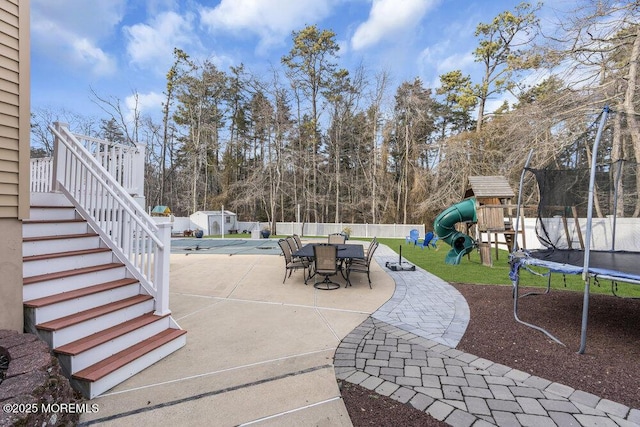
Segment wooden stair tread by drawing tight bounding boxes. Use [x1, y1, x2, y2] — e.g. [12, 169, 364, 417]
[24, 246, 110, 262]
[73, 329, 187, 382]
[23, 232, 96, 243]
[23, 218, 85, 224]
[29, 205, 75, 209]
[24, 278, 139, 308]
[24, 262, 124, 285]
[38, 294, 154, 331]
[55, 312, 165, 355]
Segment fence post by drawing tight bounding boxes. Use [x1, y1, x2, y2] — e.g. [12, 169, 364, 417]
[154, 222, 172, 316]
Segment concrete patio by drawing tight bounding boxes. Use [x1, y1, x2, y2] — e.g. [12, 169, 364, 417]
[77, 239, 640, 426]
[78, 239, 395, 426]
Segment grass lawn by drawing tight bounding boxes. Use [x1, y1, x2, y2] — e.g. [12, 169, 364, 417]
[370, 238, 640, 298]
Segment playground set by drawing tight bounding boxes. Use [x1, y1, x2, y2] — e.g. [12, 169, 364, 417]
[435, 106, 640, 353]
[433, 176, 524, 266]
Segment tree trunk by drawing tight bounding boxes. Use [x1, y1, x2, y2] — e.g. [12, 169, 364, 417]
[403, 122, 410, 224]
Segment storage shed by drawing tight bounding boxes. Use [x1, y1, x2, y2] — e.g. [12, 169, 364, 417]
[189, 210, 239, 235]
[464, 176, 524, 266]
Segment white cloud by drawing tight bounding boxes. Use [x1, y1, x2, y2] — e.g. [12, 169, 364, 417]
[124, 12, 196, 72]
[436, 52, 475, 75]
[417, 45, 475, 89]
[31, 0, 124, 76]
[125, 91, 165, 123]
[32, 0, 126, 39]
[72, 39, 117, 76]
[144, 0, 179, 15]
[351, 0, 439, 50]
[199, 0, 336, 51]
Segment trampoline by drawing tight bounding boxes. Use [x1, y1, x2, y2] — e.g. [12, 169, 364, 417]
[510, 106, 640, 353]
[171, 238, 281, 255]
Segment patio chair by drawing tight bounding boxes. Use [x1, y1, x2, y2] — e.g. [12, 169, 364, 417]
[419, 231, 437, 249]
[405, 229, 419, 245]
[287, 235, 313, 279]
[346, 240, 378, 288]
[328, 233, 346, 244]
[278, 238, 308, 284]
[313, 243, 341, 290]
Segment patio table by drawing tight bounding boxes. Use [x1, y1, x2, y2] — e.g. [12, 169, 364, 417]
[293, 243, 365, 287]
[293, 243, 364, 260]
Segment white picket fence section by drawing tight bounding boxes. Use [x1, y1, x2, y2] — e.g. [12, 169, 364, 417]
[241, 222, 426, 239]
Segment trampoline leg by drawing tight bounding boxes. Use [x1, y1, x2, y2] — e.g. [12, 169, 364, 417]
[512, 265, 565, 347]
[578, 278, 590, 354]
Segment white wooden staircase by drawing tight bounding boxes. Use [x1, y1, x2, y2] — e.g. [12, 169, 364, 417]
[23, 193, 186, 399]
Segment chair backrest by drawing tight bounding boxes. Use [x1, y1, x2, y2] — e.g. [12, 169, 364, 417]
[285, 236, 298, 253]
[278, 239, 293, 262]
[292, 234, 303, 250]
[313, 244, 338, 274]
[421, 231, 434, 248]
[408, 229, 419, 244]
[328, 233, 346, 244]
[370, 237, 377, 249]
[366, 237, 377, 254]
[366, 240, 379, 265]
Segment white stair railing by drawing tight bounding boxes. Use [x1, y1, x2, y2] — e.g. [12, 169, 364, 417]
[50, 122, 171, 316]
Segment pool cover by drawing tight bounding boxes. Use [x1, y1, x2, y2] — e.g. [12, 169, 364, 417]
[171, 238, 281, 255]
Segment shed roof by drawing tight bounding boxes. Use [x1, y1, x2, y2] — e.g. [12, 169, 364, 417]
[465, 176, 515, 199]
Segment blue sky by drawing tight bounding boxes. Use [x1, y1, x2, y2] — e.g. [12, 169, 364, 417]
[30, 0, 569, 126]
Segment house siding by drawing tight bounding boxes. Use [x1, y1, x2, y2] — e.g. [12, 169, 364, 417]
[0, 0, 28, 331]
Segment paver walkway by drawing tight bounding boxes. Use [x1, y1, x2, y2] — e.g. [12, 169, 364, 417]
[335, 244, 640, 426]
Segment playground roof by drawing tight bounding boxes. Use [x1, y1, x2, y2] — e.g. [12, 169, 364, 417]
[151, 205, 171, 216]
[464, 176, 515, 199]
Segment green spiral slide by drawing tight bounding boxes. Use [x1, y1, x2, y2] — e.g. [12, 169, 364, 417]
[433, 197, 477, 265]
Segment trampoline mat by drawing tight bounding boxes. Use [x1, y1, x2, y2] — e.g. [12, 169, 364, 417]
[526, 249, 640, 282]
[171, 238, 281, 255]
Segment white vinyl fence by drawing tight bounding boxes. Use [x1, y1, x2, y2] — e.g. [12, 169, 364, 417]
[247, 222, 426, 239]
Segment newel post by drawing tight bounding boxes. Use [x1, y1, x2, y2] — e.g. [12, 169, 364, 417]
[154, 222, 172, 316]
[132, 143, 146, 197]
[51, 122, 69, 192]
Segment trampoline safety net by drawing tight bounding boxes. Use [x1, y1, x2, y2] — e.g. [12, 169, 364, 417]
[527, 111, 640, 252]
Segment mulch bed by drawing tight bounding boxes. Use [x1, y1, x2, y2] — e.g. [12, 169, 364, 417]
[341, 283, 640, 426]
[340, 381, 447, 426]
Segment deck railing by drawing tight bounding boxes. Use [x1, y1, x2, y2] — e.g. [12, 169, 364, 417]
[30, 131, 145, 196]
[30, 157, 54, 192]
[49, 122, 171, 315]
[71, 133, 145, 197]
